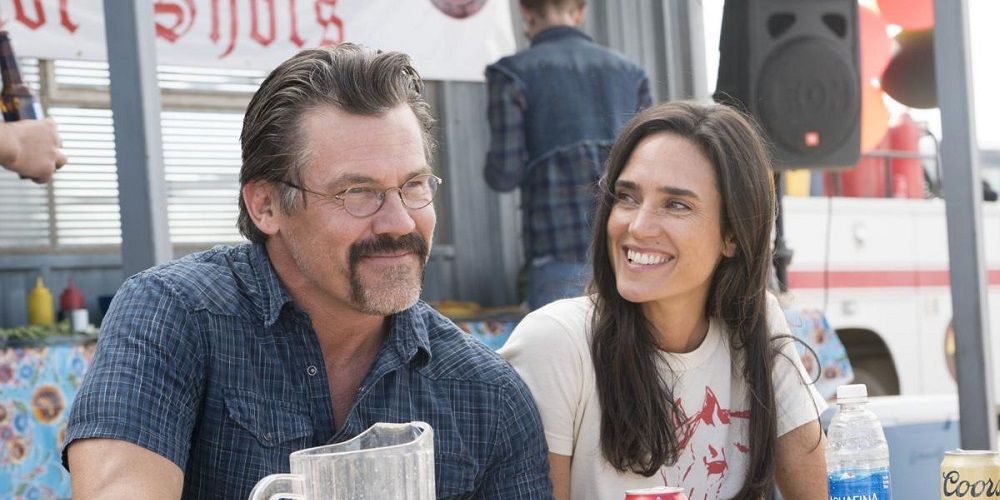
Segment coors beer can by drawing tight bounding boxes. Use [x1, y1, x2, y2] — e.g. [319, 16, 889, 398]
[941, 449, 1000, 499]
[624, 486, 688, 500]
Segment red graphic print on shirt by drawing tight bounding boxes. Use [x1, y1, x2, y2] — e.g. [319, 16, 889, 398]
[660, 386, 751, 500]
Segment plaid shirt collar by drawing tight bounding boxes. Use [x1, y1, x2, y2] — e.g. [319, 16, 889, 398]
[246, 242, 431, 364]
[248, 243, 292, 328]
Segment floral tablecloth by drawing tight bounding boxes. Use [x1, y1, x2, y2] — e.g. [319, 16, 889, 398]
[1, 339, 97, 500]
[782, 308, 854, 401]
[455, 319, 519, 351]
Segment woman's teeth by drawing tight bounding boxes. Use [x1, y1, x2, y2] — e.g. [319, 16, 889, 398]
[627, 249, 668, 265]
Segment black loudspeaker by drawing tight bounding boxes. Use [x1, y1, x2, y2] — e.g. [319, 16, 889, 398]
[714, 0, 860, 169]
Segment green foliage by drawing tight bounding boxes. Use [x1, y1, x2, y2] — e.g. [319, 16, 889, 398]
[0, 320, 74, 342]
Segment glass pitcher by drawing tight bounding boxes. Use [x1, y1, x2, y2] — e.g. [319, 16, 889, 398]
[248, 421, 435, 500]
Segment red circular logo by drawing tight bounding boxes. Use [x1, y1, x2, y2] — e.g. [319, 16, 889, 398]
[431, 0, 488, 19]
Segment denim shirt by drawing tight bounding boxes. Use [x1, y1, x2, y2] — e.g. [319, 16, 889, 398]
[63, 243, 551, 499]
[488, 26, 649, 164]
[484, 26, 651, 261]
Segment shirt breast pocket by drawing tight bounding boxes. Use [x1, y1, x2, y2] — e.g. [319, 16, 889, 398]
[224, 389, 313, 449]
[436, 451, 477, 500]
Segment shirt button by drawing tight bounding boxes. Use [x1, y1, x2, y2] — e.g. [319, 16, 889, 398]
[264, 432, 273, 442]
[306, 365, 318, 376]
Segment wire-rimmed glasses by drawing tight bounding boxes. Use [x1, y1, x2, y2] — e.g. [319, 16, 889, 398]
[279, 173, 443, 218]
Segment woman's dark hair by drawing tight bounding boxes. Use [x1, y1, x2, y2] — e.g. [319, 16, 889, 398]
[519, 0, 585, 16]
[590, 101, 778, 498]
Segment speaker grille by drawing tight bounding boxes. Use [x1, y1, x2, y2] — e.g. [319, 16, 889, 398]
[756, 37, 859, 162]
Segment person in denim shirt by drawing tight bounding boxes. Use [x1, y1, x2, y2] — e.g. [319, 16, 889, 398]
[484, 0, 651, 310]
[63, 44, 552, 500]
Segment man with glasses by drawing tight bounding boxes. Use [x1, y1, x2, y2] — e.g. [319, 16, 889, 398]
[63, 44, 552, 499]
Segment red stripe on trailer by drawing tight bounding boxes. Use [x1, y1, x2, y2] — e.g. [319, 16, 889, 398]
[787, 269, 1000, 289]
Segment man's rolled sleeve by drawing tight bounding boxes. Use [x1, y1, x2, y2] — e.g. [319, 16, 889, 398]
[63, 273, 204, 471]
[484, 67, 529, 192]
[478, 374, 553, 499]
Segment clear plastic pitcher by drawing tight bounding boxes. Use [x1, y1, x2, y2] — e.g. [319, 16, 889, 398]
[248, 421, 435, 500]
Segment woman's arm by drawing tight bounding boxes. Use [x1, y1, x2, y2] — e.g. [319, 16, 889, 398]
[775, 420, 828, 499]
[549, 452, 572, 500]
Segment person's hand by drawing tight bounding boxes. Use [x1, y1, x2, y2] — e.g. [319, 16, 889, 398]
[0, 118, 68, 184]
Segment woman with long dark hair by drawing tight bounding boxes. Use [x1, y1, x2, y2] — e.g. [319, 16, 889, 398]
[501, 101, 827, 499]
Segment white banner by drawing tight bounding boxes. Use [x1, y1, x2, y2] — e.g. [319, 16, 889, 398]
[0, 0, 515, 81]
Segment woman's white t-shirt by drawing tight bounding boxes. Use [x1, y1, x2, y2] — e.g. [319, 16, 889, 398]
[499, 294, 826, 500]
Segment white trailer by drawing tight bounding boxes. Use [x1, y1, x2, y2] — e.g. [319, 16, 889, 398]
[783, 195, 1000, 404]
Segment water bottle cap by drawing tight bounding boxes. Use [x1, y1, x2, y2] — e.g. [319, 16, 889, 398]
[836, 383, 868, 402]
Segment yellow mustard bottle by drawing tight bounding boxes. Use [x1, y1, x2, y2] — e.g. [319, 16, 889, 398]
[27, 276, 54, 326]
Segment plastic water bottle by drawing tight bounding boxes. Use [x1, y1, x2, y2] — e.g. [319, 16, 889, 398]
[826, 384, 892, 500]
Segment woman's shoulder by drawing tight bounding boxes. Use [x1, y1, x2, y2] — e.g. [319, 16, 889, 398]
[764, 291, 793, 336]
[531, 296, 594, 326]
[500, 296, 594, 357]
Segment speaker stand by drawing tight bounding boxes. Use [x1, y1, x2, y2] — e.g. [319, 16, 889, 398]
[773, 171, 793, 293]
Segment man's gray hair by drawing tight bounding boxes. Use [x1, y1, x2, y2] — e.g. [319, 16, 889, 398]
[237, 43, 436, 243]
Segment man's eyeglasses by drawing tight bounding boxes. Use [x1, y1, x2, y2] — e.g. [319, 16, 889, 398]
[278, 173, 443, 218]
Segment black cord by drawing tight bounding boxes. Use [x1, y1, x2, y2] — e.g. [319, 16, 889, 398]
[823, 185, 833, 315]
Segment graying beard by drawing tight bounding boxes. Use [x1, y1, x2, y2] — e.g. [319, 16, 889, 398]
[350, 265, 422, 315]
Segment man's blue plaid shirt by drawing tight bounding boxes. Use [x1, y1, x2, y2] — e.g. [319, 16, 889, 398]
[63, 243, 551, 499]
